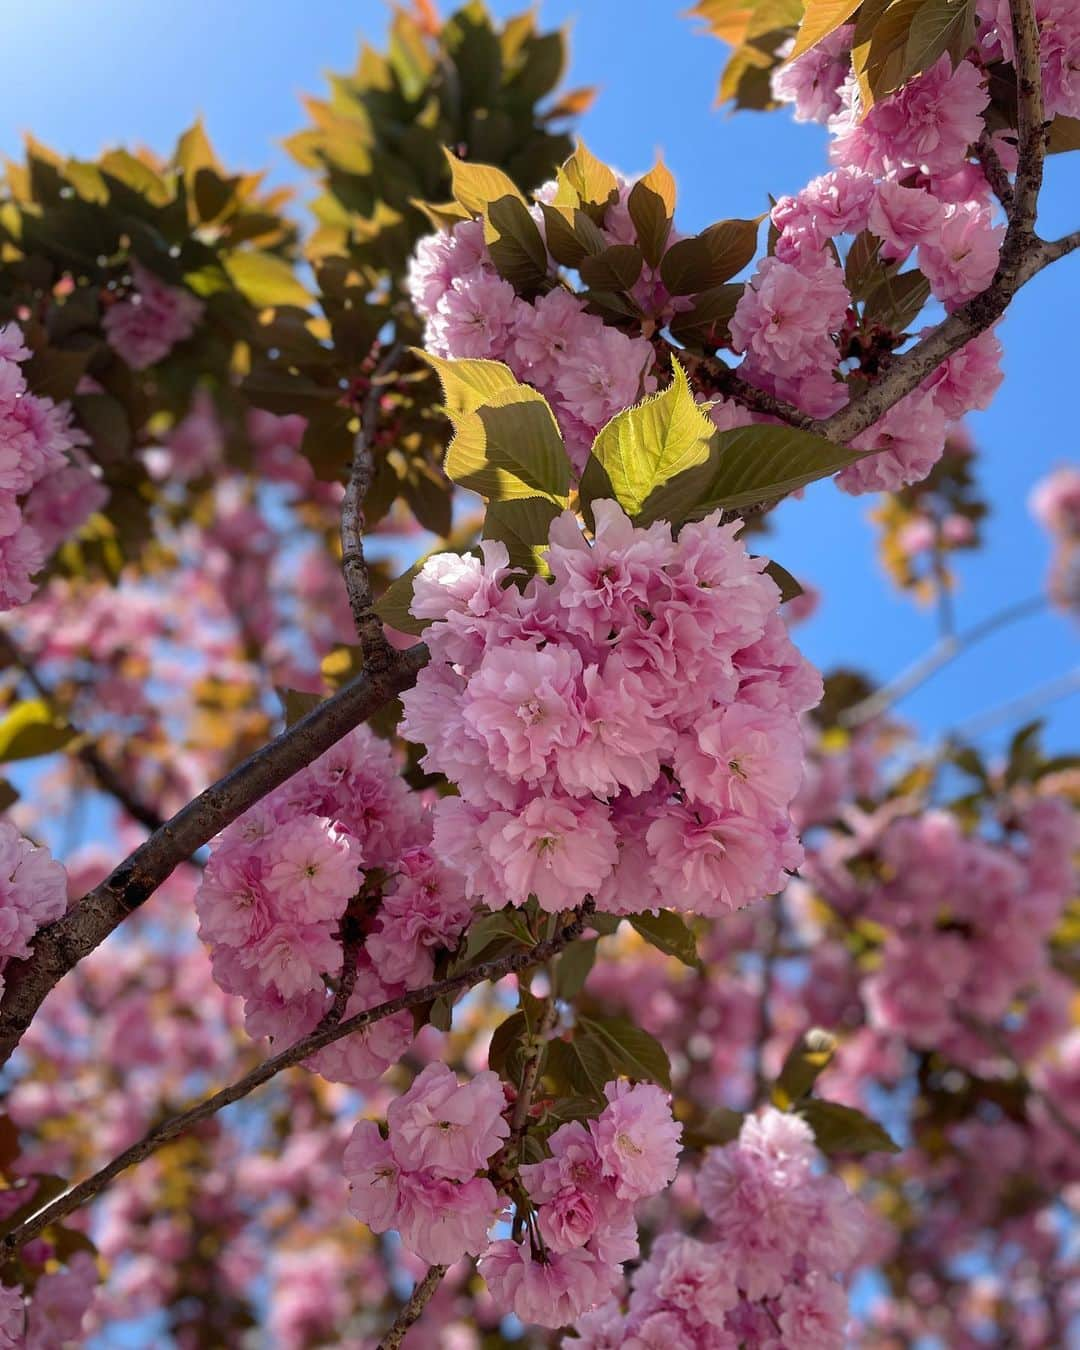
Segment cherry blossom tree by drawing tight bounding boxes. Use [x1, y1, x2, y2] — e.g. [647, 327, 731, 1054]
[0, 1, 1076, 1345]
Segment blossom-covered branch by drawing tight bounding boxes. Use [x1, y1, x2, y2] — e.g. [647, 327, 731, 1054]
[0, 901, 593, 1253]
[0, 644, 429, 1068]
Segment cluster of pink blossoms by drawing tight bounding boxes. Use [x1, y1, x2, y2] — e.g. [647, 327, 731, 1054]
[346, 1071, 681, 1328]
[760, 43, 1013, 494]
[0, 820, 67, 1003]
[482, 1080, 682, 1328]
[196, 725, 472, 1083]
[802, 797, 1077, 1065]
[407, 205, 655, 471]
[569, 1108, 868, 1349]
[0, 324, 103, 609]
[1030, 463, 1080, 609]
[0, 1252, 97, 1349]
[400, 500, 819, 918]
[102, 260, 204, 370]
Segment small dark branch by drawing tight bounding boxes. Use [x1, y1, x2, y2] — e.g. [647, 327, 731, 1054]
[377, 1264, 448, 1350]
[669, 345, 816, 430]
[510, 995, 558, 1145]
[341, 343, 402, 673]
[1040, 229, 1080, 264]
[975, 131, 1015, 212]
[841, 594, 1048, 728]
[0, 644, 430, 1070]
[0, 630, 164, 834]
[0, 901, 593, 1253]
[1005, 0, 1047, 244]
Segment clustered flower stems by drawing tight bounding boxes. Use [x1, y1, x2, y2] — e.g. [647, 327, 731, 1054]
[0, 628, 166, 835]
[0, 900, 595, 1255]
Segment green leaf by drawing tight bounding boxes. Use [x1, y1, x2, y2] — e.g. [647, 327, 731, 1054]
[628, 158, 677, 267]
[789, 0, 862, 59]
[853, 0, 921, 107]
[583, 359, 715, 518]
[668, 283, 743, 350]
[484, 194, 550, 292]
[638, 424, 861, 525]
[862, 267, 931, 333]
[533, 1095, 602, 1143]
[445, 385, 571, 504]
[223, 251, 310, 309]
[1048, 115, 1080, 154]
[276, 688, 323, 727]
[660, 218, 761, 296]
[538, 201, 593, 267]
[904, 0, 976, 79]
[489, 1010, 529, 1084]
[764, 559, 805, 603]
[372, 559, 431, 638]
[577, 1013, 672, 1090]
[443, 148, 525, 216]
[0, 700, 76, 764]
[683, 1106, 744, 1150]
[1005, 718, 1044, 787]
[543, 1035, 610, 1101]
[578, 244, 644, 292]
[24, 346, 92, 402]
[799, 1100, 901, 1156]
[483, 496, 562, 574]
[417, 352, 521, 418]
[772, 1028, 838, 1109]
[554, 938, 598, 1001]
[629, 911, 702, 970]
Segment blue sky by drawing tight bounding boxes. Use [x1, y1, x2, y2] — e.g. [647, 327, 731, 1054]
[2, 0, 1076, 755]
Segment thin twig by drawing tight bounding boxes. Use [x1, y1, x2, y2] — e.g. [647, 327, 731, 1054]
[0, 630, 164, 833]
[0, 644, 429, 1070]
[751, 896, 781, 1106]
[841, 595, 1048, 728]
[377, 1263, 448, 1350]
[341, 343, 402, 673]
[948, 667, 1080, 742]
[0, 901, 594, 1254]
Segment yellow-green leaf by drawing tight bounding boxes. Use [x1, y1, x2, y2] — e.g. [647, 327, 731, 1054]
[223, 252, 310, 309]
[417, 352, 522, 418]
[443, 147, 525, 217]
[444, 385, 571, 504]
[789, 0, 862, 59]
[583, 359, 715, 518]
[560, 140, 619, 215]
[0, 700, 76, 764]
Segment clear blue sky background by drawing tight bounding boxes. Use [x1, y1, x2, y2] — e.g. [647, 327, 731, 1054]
[2, 0, 1076, 755]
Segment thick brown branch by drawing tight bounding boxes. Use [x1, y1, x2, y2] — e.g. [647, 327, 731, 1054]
[377, 1264, 448, 1350]
[0, 902, 593, 1254]
[1005, 0, 1047, 243]
[0, 644, 429, 1070]
[341, 344, 402, 673]
[0, 630, 165, 834]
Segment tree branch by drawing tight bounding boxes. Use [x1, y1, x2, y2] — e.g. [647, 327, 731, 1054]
[0, 643, 429, 1070]
[0, 901, 593, 1253]
[341, 343, 402, 673]
[975, 131, 1014, 212]
[1005, 0, 1047, 244]
[377, 1264, 448, 1350]
[841, 594, 1048, 728]
[0, 630, 165, 834]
